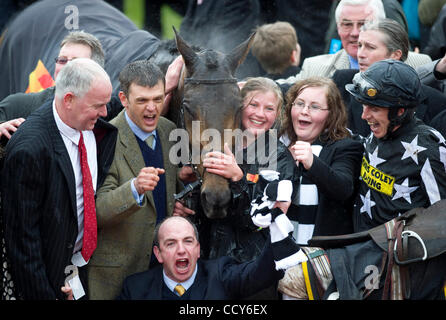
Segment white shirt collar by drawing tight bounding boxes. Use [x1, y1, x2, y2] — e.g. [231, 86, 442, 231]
[124, 111, 157, 142]
[53, 100, 81, 145]
[163, 264, 198, 295]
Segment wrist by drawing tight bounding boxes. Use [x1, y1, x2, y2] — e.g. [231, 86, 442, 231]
[231, 168, 244, 182]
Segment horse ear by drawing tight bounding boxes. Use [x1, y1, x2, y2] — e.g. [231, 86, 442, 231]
[225, 32, 256, 75]
[173, 26, 198, 74]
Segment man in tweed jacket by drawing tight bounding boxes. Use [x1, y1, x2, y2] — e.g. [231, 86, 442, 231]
[88, 60, 183, 300]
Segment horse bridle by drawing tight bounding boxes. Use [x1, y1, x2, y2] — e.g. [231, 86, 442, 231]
[176, 76, 239, 200]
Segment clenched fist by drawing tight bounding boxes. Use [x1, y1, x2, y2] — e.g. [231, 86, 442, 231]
[133, 167, 165, 195]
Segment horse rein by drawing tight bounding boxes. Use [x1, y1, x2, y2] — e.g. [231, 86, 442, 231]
[176, 76, 239, 201]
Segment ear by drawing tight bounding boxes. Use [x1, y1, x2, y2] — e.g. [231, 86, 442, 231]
[389, 49, 402, 61]
[63, 92, 75, 109]
[119, 91, 129, 109]
[153, 245, 164, 264]
[173, 26, 198, 75]
[290, 43, 301, 66]
[225, 32, 256, 75]
[397, 107, 405, 116]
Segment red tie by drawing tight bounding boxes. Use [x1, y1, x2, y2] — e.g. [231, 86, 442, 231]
[78, 132, 97, 262]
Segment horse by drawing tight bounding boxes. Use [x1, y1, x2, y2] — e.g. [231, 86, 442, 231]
[278, 200, 446, 300]
[168, 28, 255, 220]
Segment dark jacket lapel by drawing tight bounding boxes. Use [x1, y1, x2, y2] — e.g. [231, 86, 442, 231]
[42, 102, 77, 218]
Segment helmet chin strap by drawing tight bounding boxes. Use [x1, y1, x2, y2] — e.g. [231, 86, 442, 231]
[382, 107, 413, 140]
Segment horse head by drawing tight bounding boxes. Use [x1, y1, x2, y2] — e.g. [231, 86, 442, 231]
[173, 28, 255, 219]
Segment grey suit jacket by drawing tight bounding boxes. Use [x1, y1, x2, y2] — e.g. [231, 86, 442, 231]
[88, 110, 181, 300]
[417, 59, 446, 94]
[276, 49, 432, 86]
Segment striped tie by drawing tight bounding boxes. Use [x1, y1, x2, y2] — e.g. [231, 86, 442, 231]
[174, 284, 185, 297]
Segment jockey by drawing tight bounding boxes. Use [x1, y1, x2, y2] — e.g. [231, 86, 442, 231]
[345, 59, 446, 232]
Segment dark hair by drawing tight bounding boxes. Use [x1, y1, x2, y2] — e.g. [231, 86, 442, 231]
[361, 18, 409, 62]
[153, 216, 199, 249]
[280, 77, 349, 145]
[119, 60, 165, 97]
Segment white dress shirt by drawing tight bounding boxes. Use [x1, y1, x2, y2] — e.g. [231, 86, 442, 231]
[53, 101, 97, 264]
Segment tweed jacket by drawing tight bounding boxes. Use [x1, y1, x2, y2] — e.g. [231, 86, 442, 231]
[88, 110, 181, 300]
[276, 49, 432, 86]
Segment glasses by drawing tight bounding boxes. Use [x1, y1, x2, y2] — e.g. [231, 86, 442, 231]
[292, 100, 329, 113]
[338, 20, 368, 32]
[54, 56, 75, 65]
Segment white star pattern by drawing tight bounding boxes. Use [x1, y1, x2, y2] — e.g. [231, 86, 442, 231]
[360, 190, 375, 219]
[368, 146, 386, 167]
[429, 128, 445, 144]
[392, 177, 418, 204]
[401, 135, 427, 165]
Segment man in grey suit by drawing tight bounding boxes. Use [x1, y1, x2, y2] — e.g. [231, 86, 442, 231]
[88, 60, 183, 300]
[276, 0, 431, 87]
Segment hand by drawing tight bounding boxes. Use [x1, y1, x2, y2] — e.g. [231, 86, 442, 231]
[0, 118, 25, 139]
[290, 141, 314, 170]
[173, 200, 195, 217]
[165, 55, 184, 95]
[273, 201, 291, 214]
[61, 285, 74, 300]
[179, 165, 198, 183]
[435, 52, 446, 75]
[203, 143, 243, 181]
[133, 167, 165, 195]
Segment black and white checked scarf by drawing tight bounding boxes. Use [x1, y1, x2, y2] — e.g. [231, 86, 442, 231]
[250, 170, 308, 270]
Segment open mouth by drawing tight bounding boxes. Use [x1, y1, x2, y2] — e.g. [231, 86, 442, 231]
[367, 121, 380, 132]
[176, 258, 189, 271]
[298, 119, 312, 127]
[144, 114, 157, 124]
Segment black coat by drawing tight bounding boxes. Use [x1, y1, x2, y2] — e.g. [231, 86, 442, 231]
[1, 101, 117, 299]
[288, 137, 364, 237]
[117, 239, 283, 300]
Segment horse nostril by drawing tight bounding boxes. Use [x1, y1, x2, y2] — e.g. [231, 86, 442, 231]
[201, 187, 231, 207]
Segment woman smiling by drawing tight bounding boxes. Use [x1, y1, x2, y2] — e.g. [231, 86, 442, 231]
[280, 77, 363, 245]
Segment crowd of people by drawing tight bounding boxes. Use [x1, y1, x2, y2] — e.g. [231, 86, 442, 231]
[1, 0, 446, 301]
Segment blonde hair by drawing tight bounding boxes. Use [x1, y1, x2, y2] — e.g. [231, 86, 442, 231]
[240, 77, 284, 129]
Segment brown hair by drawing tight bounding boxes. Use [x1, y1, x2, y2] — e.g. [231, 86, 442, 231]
[280, 77, 349, 144]
[251, 21, 298, 74]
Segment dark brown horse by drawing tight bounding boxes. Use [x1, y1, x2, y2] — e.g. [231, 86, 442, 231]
[169, 29, 255, 219]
